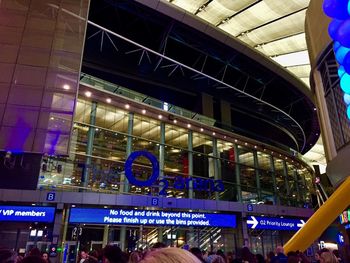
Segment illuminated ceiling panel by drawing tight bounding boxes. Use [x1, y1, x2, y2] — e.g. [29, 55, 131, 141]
[237, 10, 306, 46]
[168, 0, 311, 88]
[171, 0, 206, 13]
[219, 0, 308, 36]
[256, 33, 307, 56]
[272, 50, 309, 67]
[198, 0, 256, 25]
[286, 65, 311, 78]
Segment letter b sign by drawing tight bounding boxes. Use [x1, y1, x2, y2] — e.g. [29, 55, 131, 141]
[46, 192, 56, 201]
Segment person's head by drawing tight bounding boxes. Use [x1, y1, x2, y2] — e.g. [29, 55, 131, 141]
[81, 250, 88, 259]
[21, 255, 46, 263]
[216, 250, 225, 259]
[128, 251, 141, 263]
[42, 252, 49, 262]
[151, 242, 166, 251]
[267, 251, 275, 259]
[276, 246, 285, 255]
[256, 254, 265, 263]
[103, 245, 127, 263]
[139, 247, 201, 263]
[287, 255, 299, 263]
[29, 248, 41, 257]
[320, 251, 338, 263]
[190, 247, 204, 261]
[0, 248, 16, 263]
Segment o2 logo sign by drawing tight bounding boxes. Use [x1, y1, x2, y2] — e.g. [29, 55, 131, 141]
[125, 151, 224, 196]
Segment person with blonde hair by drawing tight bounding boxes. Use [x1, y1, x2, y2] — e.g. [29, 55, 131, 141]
[320, 251, 338, 263]
[139, 247, 201, 263]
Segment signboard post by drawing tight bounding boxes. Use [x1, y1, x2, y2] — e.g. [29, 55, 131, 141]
[246, 216, 306, 231]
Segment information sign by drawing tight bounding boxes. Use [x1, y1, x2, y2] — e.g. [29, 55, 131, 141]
[0, 205, 55, 222]
[69, 208, 236, 228]
[247, 216, 306, 231]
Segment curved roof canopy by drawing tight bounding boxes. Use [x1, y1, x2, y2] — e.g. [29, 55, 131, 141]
[83, 0, 319, 153]
[168, 0, 311, 86]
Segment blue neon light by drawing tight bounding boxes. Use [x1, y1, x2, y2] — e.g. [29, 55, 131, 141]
[246, 216, 306, 231]
[69, 208, 237, 228]
[124, 151, 159, 187]
[0, 206, 55, 222]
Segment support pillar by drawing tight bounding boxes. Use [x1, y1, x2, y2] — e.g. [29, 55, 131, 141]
[102, 225, 109, 247]
[212, 138, 219, 200]
[253, 151, 261, 201]
[269, 156, 278, 204]
[188, 130, 193, 199]
[282, 160, 291, 201]
[120, 112, 134, 193]
[159, 122, 165, 180]
[120, 227, 126, 251]
[158, 122, 165, 242]
[83, 101, 97, 188]
[234, 144, 242, 202]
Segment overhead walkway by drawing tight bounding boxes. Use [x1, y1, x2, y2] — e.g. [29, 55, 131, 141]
[284, 176, 350, 253]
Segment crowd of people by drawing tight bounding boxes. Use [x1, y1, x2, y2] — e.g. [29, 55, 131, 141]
[0, 243, 343, 263]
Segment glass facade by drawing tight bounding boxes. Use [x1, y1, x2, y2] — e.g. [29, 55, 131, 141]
[38, 95, 314, 208]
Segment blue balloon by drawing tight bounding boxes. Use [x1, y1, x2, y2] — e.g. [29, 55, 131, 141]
[343, 52, 350, 73]
[339, 65, 346, 78]
[344, 93, 350, 104]
[329, 19, 343, 39]
[340, 73, 350, 94]
[347, 105, 350, 119]
[323, 0, 349, 19]
[334, 41, 341, 52]
[337, 19, 350, 48]
[335, 45, 350, 64]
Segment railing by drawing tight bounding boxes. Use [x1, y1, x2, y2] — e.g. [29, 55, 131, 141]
[80, 73, 215, 126]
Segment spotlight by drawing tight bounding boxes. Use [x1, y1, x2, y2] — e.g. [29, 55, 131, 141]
[125, 104, 130, 109]
[85, 91, 92, 97]
[106, 98, 111, 103]
[142, 109, 146, 114]
[63, 84, 70, 90]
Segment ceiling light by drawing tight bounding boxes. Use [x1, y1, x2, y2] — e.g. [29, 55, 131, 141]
[63, 84, 70, 90]
[200, 128, 204, 132]
[125, 104, 130, 109]
[142, 109, 146, 114]
[158, 115, 162, 119]
[106, 98, 111, 103]
[234, 139, 238, 142]
[187, 124, 191, 128]
[212, 132, 216, 136]
[85, 91, 92, 97]
[173, 119, 177, 124]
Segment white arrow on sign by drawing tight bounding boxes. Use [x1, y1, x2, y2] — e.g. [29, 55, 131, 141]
[247, 216, 258, 229]
[297, 220, 305, 228]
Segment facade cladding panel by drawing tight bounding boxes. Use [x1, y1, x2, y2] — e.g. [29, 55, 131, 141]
[0, 0, 89, 155]
[0, 0, 318, 257]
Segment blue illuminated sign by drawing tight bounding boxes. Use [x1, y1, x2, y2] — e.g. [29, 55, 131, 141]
[337, 233, 345, 245]
[0, 206, 55, 222]
[69, 208, 237, 228]
[125, 151, 159, 187]
[247, 216, 306, 231]
[124, 151, 224, 195]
